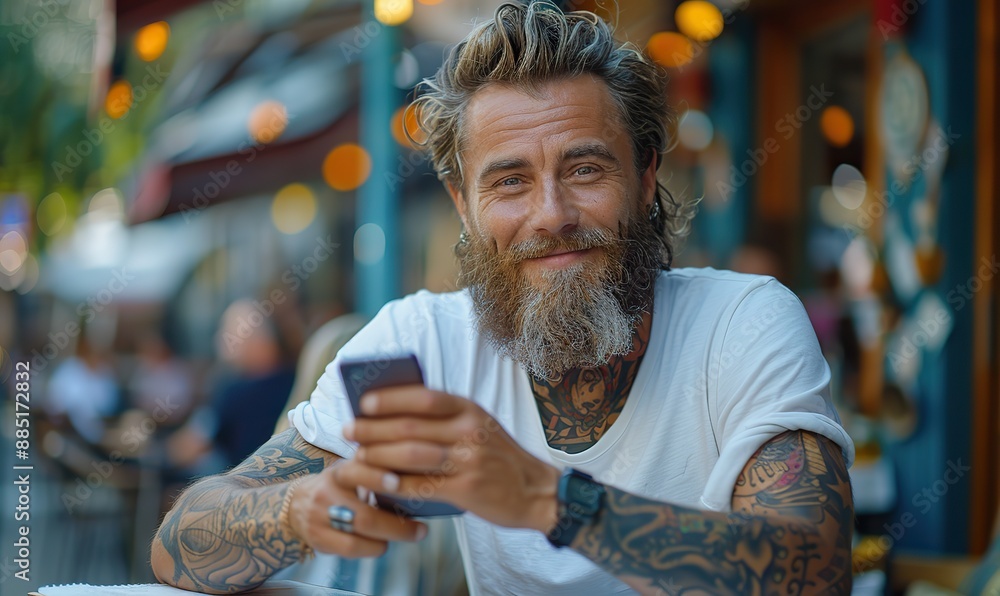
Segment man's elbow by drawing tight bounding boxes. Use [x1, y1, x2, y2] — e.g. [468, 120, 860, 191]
[150, 536, 176, 587]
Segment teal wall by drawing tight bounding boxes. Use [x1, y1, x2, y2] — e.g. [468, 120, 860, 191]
[884, 0, 977, 553]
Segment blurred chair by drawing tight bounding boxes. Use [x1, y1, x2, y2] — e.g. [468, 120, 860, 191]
[272, 313, 468, 596]
[274, 313, 368, 435]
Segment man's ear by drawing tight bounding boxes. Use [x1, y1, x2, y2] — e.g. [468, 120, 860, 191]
[641, 150, 659, 209]
[446, 181, 469, 229]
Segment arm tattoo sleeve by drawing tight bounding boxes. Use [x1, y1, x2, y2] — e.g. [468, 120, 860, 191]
[153, 428, 338, 593]
[572, 431, 853, 595]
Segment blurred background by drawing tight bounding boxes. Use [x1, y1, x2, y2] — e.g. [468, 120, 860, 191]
[0, 0, 997, 593]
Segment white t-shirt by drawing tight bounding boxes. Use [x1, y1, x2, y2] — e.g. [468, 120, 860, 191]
[289, 267, 855, 595]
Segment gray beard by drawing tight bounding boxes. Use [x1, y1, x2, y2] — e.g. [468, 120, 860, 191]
[499, 265, 638, 380]
[457, 208, 663, 381]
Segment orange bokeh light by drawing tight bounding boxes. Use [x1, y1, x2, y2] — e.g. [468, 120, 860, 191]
[821, 105, 855, 147]
[675, 1, 724, 42]
[248, 101, 288, 144]
[391, 105, 427, 148]
[323, 144, 372, 191]
[105, 80, 133, 119]
[646, 32, 695, 69]
[135, 21, 170, 62]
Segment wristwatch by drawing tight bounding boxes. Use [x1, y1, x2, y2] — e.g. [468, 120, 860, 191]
[546, 468, 606, 548]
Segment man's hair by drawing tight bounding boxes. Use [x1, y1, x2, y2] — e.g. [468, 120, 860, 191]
[411, 0, 694, 266]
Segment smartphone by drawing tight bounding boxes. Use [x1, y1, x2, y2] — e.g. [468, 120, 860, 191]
[338, 354, 464, 518]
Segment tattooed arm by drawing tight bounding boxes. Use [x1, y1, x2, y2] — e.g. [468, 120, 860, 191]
[150, 428, 337, 593]
[570, 431, 853, 595]
[152, 426, 427, 593]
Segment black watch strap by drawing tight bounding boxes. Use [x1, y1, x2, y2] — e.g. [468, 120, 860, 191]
[546, 468, 606, 548]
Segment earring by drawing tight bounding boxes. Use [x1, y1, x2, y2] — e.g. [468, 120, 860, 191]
[648, 201, 661, 222]
[458, 230, 470, 245]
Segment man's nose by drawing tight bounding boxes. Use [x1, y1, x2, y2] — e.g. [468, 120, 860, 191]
[529, 178, 579, 235]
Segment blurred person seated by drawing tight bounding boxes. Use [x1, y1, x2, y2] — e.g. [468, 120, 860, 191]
[45, 333, 122, 445]
[127, 331, 196, 429]
[167, 300, 295, 475]
[152, 4, 854, 594]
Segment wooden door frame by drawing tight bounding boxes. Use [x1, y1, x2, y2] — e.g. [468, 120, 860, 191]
[755, 0, 885, 417]
[970, 0, 999, 557]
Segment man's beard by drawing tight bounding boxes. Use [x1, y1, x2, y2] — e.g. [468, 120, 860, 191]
[457, 203, 664, 381]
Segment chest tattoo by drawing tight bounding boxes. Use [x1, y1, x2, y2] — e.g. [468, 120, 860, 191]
[529, 325, 650, 454]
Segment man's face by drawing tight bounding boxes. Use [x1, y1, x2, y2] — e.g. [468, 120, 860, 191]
[449, 75, 662, 379]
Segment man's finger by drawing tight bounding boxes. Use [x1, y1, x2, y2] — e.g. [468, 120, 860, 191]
[347, 416, 465, 445]
[310, 528, 390, 558]
[332, 458, 457, 515]
[359, 387, 466, 418]
[357, 441, 452, 474]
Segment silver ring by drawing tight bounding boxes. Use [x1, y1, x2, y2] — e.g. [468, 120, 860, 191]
[328, 505, 355, 533]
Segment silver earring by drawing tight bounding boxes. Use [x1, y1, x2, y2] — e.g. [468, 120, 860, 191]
[458, 231, 470, 245]
[649, 201, 661, 222]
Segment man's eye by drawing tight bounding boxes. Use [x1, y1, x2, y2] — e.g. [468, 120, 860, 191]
[500, 177, 521, 186]
[575, 166, 597, 176]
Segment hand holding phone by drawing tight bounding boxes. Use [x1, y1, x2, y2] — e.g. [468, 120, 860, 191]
[338, 355, 464, 518]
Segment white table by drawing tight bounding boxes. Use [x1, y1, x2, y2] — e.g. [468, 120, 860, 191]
[31, 579, 361, 595]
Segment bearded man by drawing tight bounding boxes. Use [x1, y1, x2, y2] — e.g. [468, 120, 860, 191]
[152, 3, 855, 594]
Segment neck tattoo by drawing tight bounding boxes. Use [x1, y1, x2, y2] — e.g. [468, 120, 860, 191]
[528, 314, 651, 454]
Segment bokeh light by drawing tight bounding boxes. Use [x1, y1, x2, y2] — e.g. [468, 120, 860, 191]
[391, 105, 427, 148]
[271, 183, 317, 235]
[647, 32, 695, 69]
[375, 0, 413, 26]
[37, 192, 68, 236]
[105, 80, 133, 119]
[831, 163, 867, 210]
[0, 231, 26, 274]
[820, 105, 855, 147]
[248, 100, 289, 144]
[134, 21, 170, 62]
[677, 109, 714, 151]
[417, 0, 443, 5]
[88, 188, 125, 217]
[675, 1, 724, 42]
[354, 223, 386, 265]
[841, 236, 876, 297]
[323, 144, 372, 191]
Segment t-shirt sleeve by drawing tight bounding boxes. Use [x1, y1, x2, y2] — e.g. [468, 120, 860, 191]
[287, 298, 430, 459]
[699, 278, 856, 512]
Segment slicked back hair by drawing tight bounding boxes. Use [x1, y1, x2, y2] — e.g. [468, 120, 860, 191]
[410, 1, 694, 266]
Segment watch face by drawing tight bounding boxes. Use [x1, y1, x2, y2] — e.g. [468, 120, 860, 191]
[565, 473, 603, 517]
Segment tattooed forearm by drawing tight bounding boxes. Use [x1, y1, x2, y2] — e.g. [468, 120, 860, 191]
[572, 432, 853, 595]
[151, 429, 337, 593]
